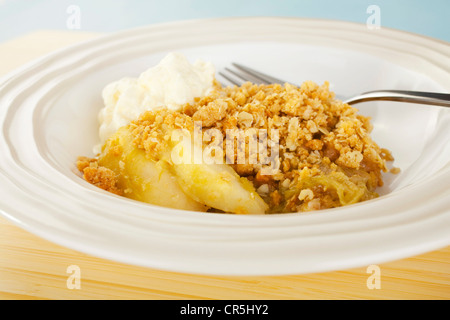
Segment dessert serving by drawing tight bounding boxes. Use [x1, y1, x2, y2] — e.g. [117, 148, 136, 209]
[77, 52, 396, 214]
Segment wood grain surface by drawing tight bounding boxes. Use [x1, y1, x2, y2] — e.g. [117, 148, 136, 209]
[0, 31, 449, 300]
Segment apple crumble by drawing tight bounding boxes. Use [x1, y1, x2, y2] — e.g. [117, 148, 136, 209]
[78, 73, 395, 214]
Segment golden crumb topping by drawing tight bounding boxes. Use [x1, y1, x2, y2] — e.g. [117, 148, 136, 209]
[123, 81, 390, 212]
[79, 80, 395, 213]
[77, 156, 122, 195]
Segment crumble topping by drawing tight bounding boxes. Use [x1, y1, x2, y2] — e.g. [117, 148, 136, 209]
[77, 156, 122, 195]
[79, 79, 395, 213]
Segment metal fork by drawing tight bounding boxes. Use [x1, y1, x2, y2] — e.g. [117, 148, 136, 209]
[218, 63, 450, 107]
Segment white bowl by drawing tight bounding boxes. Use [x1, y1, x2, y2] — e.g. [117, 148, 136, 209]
[0, 17, 449, 276]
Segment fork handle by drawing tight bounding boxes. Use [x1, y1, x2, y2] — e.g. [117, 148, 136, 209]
[345, 90, 450, 107]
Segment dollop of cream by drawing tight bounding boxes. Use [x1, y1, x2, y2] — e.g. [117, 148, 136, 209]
[96, 52, 215, 152]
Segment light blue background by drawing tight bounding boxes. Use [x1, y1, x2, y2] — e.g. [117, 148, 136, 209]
[0, 0, 449, 43]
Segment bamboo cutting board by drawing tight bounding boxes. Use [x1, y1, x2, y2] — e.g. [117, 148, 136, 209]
[0, 30, 449, 300]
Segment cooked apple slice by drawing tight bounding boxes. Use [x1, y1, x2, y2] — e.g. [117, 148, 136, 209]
[172, 163, 268, 214]
[98, 126, 208, 212]
[164, 127, 268, 214]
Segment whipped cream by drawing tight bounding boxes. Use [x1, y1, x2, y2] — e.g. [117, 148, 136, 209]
[96, 52, 215, 152]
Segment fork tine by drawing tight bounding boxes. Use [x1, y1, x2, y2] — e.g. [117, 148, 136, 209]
[224, 67, 267, 85]
[218, 66, 265, 87]
[232, 63, 288, 85]
[218, 70, 244, 86]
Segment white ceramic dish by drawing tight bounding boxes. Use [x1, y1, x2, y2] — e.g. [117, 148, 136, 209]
[0, 17, 449, 276]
